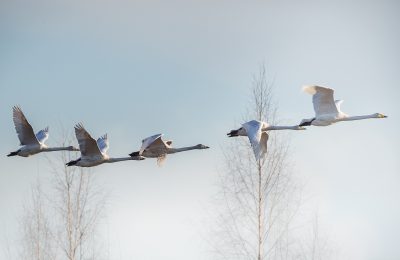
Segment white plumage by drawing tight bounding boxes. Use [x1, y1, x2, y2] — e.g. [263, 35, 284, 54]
[35, 127, 49, 144]
[228, 120, 305, 160]
[299, 85, 387, 127]
[97, 134, 109, 155]
[130, 134, 209, 166]
[8, 106, 79, 157]
[67, 124, 144, 167]
[242, 120, 269, 160]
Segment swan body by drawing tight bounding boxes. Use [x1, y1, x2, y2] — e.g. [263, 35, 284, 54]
[129, 134, 209, 166]
[299, 86, 387, 127]
[7, 106, 79, 157]
[227, 120, 305, 160]
[66, 124, 144, 167]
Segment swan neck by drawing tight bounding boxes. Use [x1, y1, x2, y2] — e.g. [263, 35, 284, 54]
[264, 125, 298, 130]
[43, 146, 71, 152]
[339, 114, 375, 121]
[106, 157, 133, 163]
[169, 146, 198, 154]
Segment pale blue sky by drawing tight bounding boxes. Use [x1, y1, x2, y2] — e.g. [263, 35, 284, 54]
[1, 0, 399, 259]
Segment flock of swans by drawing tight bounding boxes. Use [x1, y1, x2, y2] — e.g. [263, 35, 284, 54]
[7, 86, 387, 166]
[229, 85, 386, 159]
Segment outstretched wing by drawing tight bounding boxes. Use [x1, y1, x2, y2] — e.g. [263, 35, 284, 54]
[335, 100, 344, 113]
[303, 86, 338, 117]
[259, 132, 269, 159]
[96, 134, 109, 155]
[140, 134, 166, 154]
[36, 127, 49, 144]
[242, 120, 264, 160]
[12, 106, 39, 145]
[156, 153, 167, 167]
[74, 123, 102, 158]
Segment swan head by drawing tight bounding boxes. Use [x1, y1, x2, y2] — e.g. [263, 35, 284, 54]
[227, 127, 246, 137]
[129, 151, 140, 157]
[375, 113, 387, 118]
[299, 118, 315, 127]
[227, 130, 238, 137]
[196, 144, 210, 149]
[295, 126, 307, 130]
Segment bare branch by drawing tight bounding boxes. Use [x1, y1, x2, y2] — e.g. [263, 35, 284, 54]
[19, 132, 108, 260]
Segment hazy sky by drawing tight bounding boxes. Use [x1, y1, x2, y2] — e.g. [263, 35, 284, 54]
[1, 0, 399, 259]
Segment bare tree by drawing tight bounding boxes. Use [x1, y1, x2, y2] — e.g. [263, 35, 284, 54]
[293, 214, 335, 260]
[211, 65, 302, 260]
[48, 149, 107, 260]
[20, 180, 55, 260]
[19, 137, 108, 260]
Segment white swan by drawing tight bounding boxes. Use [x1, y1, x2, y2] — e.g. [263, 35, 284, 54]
[66, 123, 145, 167]
[227, 120, 305, 160]
[7, 106, 79, 157]
[299, 86, 387, 127]
[129, 134, 209, 166]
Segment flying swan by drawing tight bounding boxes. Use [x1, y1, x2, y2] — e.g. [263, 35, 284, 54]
[7, 106, 79, 157]
[129, 134, 209, 166]
[66, 123, 144, 167]
[299, 85, 387, 127]
[227, 120, 305, 160]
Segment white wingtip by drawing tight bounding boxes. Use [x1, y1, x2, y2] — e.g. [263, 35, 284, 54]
[75, 122, 84, 129]
[302, 85, 317, 95]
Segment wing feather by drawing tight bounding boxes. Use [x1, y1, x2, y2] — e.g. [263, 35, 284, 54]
[242, 120, 265, 160]
[335, 99, 344, 113]
[74, 124, 102, 157]
[156, 154, 167, 166]
[303, 86, 339, 117]
[260, 132, 269, 158]
[12, 106, 39, 145]
[36, 127, 49, 144]
[140, 134, 166, 154]
[97, 134, 109, 155]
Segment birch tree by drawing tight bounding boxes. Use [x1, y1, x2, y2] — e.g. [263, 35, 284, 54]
[20, 146, 107, 260]
[212, 66, 302, 260]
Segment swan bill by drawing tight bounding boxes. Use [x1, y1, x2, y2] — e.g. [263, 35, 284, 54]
[129, 151, 140, 157]
[66, 158, 81, 166]
[299, 118, 315, 127]
[378, 113, 387, 118]
[227, 130, 239, 137]
[7, 150, 20, 157]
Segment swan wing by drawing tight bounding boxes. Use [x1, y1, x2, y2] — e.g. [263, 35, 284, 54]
[260, 132, 269, 158]
[36, 127, 49, 144]
[96, 134, 109, 155]
[74, 124, 102, 157]
[335, 100, 344, 113]
[156, 154, 167, 166]
[140, 134, 166, 154]
[242, 120, 264, 160]
[12, 106, 39, 145]
[303, 86, 338, 117]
